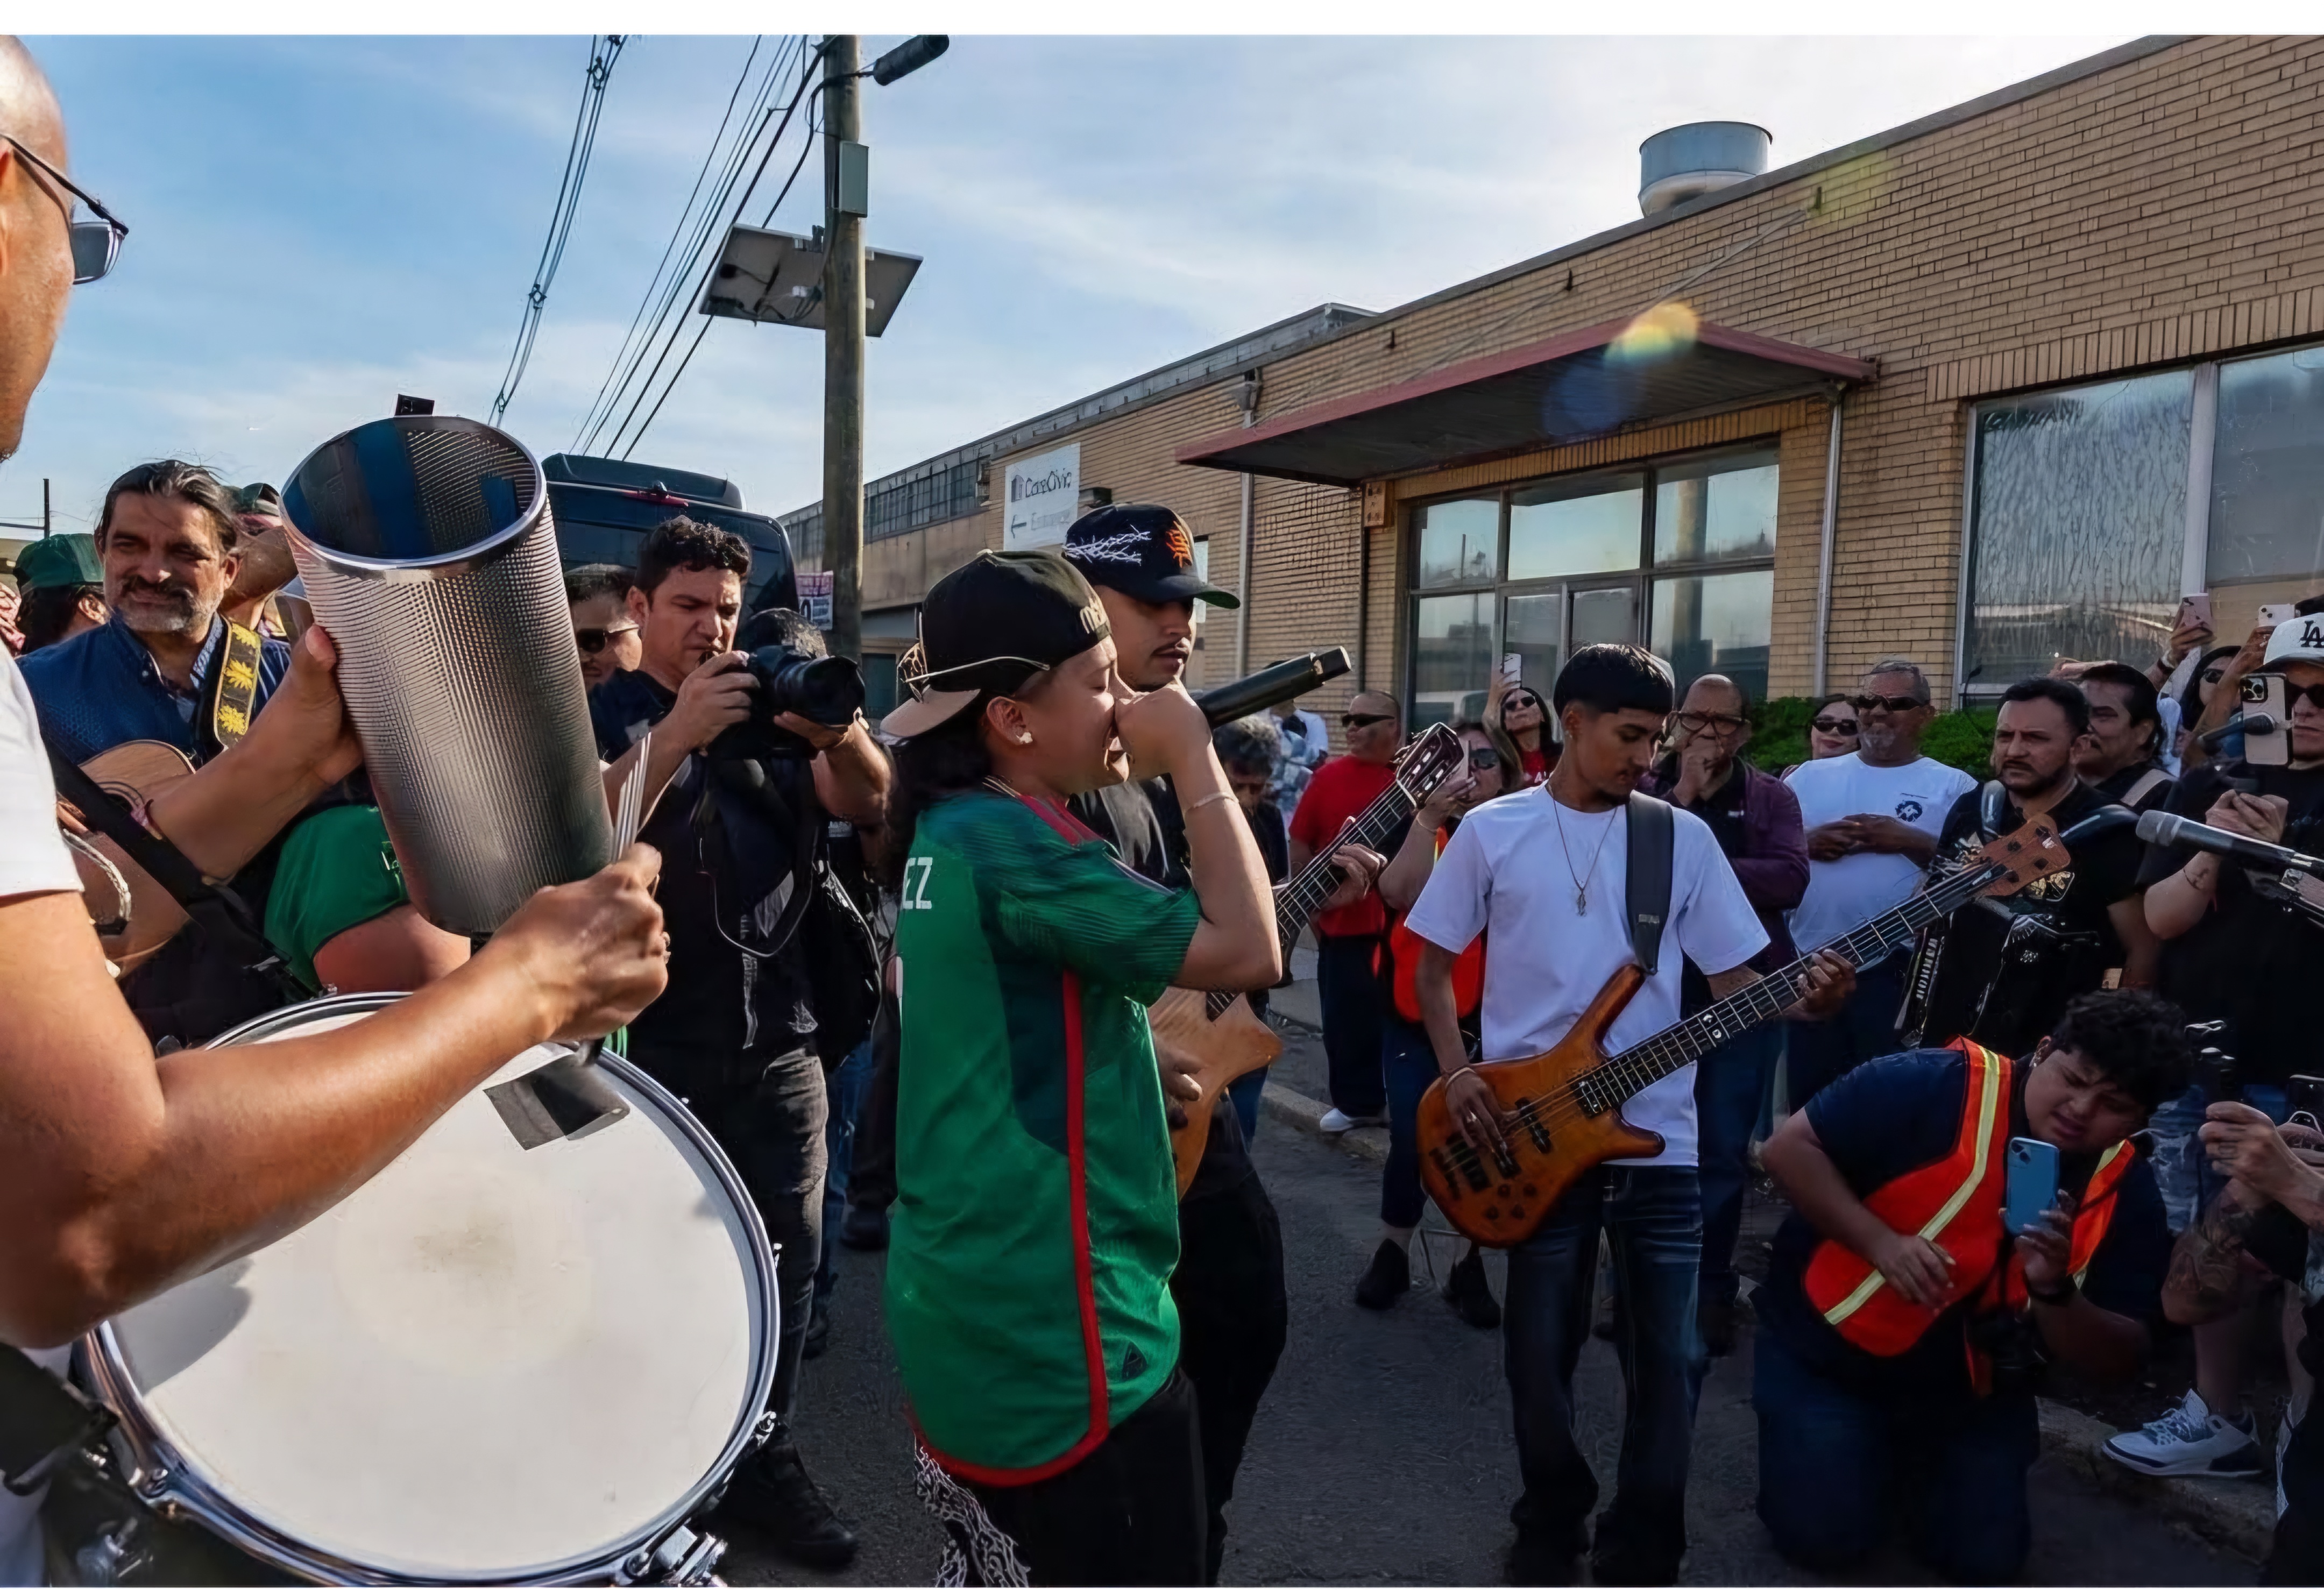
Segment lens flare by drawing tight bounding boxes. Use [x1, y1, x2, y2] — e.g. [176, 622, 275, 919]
[1608, 300, 1700, 365]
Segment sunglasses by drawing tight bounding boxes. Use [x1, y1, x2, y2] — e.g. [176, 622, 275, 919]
[1675, 710, 1747, 735]
[1343, 712, 1394, 728]
[2, 136, 128, 285]
[1468, 746, 1501, 771]
[2201, 668, 2227, 685]
[1505, 693, 1543, 712]
[1850, 692, 1929, 714]
[575, 622, 639, 655]
[1810, 715, 1861, 736]
[2281, 682, 2324, 712]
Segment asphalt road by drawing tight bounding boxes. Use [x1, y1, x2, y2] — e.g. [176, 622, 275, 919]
[724, 1108, 2251, 1587]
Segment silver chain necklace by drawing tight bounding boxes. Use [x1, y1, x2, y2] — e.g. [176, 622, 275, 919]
[1547, 778, 1619, 915]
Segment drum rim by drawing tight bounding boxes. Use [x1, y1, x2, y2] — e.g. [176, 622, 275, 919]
[81, 992, 781, 1586]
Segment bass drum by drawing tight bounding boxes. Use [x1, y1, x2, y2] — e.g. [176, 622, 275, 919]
[76, 994, 777, 1585]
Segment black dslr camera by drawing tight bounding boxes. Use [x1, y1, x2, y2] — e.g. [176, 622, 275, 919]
[709, 610, 866, 762]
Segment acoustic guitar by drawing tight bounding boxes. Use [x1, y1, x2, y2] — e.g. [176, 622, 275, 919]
[56, 740, 198, 970]
[1414, 815, 2076, 1247]
[1156, 723, 1468, 1195]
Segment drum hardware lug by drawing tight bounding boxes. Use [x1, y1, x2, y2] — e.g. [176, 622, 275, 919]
[620, 1523, 726, 1586]
[748, 1411, 780, 1453]
[73, 1515, 154, 1586]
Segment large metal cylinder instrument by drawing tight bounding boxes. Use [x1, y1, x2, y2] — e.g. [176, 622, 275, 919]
[282, 416, 612, 935]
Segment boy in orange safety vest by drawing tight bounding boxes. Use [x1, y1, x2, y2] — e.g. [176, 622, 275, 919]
[1752, 989, 2191, 1582]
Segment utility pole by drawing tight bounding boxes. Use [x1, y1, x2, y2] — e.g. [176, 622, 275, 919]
[821, 34, 866, 664]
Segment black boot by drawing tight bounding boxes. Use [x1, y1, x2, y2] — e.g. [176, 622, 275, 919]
[1354, 1239, 1409, 1310]
[839, 1199, 889, 1251]
[1442, 1249, 1502, 1329]
[715, 1433, 860, 1568]
[803, 1294, 831, 1360]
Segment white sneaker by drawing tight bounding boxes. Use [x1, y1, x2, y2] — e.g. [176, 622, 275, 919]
[1319, 1108, 1358, 1134]
[2102, 1389, 2266, 1478]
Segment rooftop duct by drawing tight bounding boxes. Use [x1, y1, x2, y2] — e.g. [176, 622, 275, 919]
[1639, 121, 1770, 217]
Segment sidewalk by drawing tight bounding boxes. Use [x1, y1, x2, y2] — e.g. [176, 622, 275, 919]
[1252, 979, 2276, 1567]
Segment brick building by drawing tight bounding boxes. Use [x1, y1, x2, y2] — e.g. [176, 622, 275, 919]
[791, 34, 2324, 739]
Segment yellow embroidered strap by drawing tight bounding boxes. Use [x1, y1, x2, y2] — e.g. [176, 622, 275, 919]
[1822, 1044, 2008, 1327]
[204, 621, 265, 751]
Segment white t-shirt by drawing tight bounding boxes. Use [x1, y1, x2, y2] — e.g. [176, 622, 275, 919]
[1783, 753, 1976, 958]
[1, 651, 85, 1585]
[1403, 786, 1768, 1167]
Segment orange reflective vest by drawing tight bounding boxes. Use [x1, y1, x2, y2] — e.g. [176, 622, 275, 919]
[1802, 1038, 2137, 1359]
[1387, 831, 1483, 1024]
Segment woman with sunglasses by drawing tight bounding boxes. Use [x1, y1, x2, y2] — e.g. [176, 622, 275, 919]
[1487, 673, 1554, 786]
[1784, 693, 1860, 775]
[2173, 644, 2241, 764]
[565, 563, 644, 691]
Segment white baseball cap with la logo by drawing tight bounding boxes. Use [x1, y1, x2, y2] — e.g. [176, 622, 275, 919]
[2264, 611, 2324, 666]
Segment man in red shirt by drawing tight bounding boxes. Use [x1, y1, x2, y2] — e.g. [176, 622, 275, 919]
[1288, 691, 1402, 1131]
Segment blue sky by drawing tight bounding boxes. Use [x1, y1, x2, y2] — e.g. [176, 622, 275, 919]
[13, 34, 2123, 535]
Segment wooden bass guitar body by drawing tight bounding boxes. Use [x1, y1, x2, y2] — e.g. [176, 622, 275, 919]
[58, 740, 197, 970]
[1152, 986, 1283, 1196]
[1414, 963, 1656, 1247]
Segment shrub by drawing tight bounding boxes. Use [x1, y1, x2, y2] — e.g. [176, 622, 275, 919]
[1744, 697, 1994, 779]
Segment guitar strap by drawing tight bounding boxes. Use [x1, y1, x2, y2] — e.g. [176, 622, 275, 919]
[195, 620, 265, 759]
[1624, 791, 1676, 976]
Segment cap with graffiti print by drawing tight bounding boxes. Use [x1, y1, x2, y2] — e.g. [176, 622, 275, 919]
[1061, 502, 1239, 610]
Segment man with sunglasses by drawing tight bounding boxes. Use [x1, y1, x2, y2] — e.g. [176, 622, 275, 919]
[1641, 674, 1808, 1354]
[565, 562, 643, 690]
[1783, 658, 1976, 1105]
[1288, 689, 1406, 1133]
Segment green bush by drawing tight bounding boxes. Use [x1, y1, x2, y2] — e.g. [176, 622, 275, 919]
[1744, 697, 1995, 779]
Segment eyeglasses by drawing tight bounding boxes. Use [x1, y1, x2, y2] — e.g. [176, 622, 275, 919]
[2282, 682, 2324, 712]
[1675, 710, 1748, 735]
[2201, 668, 2227, 686]
[1343, 712, 1394, 729]
[2, 136, 128, 285]
[1505, 693, 1543, 712]
[1850, 693, 1929, 714]
[574, 622, 639, 655]
[1468, 746, 1500, 771]
[1810, 715, 1861, 736]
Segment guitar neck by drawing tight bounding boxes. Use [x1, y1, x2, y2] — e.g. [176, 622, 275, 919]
[1575, 857, 2008, 1116]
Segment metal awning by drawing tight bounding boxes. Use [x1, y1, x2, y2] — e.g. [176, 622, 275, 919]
[1175, 318, 1876, 487]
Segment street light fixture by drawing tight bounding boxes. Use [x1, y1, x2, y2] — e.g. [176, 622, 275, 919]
[870, 35, 948, 86]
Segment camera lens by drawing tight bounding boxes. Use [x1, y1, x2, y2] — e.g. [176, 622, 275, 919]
[760, 651, 866, 727]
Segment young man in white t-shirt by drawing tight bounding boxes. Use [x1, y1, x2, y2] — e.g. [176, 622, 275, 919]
[1782, 657, 1976, 1105]
[1405, 645, 1851, 1585]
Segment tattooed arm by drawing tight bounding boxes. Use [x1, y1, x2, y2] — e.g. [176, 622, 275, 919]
[2162, 1184, 2269, 1326]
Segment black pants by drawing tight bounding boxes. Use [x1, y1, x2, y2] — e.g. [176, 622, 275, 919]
[1784, 953, 1910, 1109]
[2269, 1395, 2324, 1585]
[845, 988, 901, 1216]
[961, 1369, 1207, 1587]
[1172, 1172, 1288, 1584]
[1315, 930, 1387, 1118]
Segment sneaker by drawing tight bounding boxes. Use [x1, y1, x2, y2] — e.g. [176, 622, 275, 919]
[839, 1199, 889, 1251]
[1355, 1239, 1411, 1310]
[2102, 1389, 2266, 1478]
[1442, 1250, 1502, 1329]
[714, 1436, 861, 1568]
[803, 1295, 830, 1360]
[1318, 1107, 1384, 1133]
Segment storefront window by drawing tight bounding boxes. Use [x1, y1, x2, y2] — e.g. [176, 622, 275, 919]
[1508, 474, 1641, 580]
[1413, 592, 1497, 727]
[1654, 457, 1777, 565]
[1415, 498, 1499, 590]
[1965, 371, 2191, 692]
[1652, 569, 1774, 705]
[2210, 345, 2324, 597]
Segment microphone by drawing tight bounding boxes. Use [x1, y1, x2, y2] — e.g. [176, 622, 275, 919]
[2198, 712, 2279, 751]
[1193, 648, 1352, 728]
[2135, 808, 2324, 881]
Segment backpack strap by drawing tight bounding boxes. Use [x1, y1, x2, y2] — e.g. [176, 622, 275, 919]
[1624, 790, 1676, 977]
[2122, 766, 2171, 809]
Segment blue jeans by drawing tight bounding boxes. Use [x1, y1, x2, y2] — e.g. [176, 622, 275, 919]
[1316, 931, 1387, 1119]
[1226, 1066, 1267, 1143]
[1754, 1322, 2039, 1584]
[1380, 1019, 1441, 1228]
[2148, 1081, 2288, 1231]
[1504, 1165, 1706, 1580]
[814, 1036, 875, 1301]
[1784, 952, 1908, 1108]
[1694, 1024, 1783, 1307]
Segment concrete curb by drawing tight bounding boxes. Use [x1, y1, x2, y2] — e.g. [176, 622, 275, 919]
[1259, 1070, 2277, 1565]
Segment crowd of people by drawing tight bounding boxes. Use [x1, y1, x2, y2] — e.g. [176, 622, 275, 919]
[10, 31, 2324, 1590]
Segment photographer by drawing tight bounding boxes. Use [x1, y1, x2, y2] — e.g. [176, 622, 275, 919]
[587, 517, 888, 1570]
[2163, 1102, 2324, 1582]
[1753, 991, 2188, 1584]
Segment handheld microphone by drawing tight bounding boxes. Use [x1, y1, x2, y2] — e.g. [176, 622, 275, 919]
[2198, 712, 2279, 751]
[1194, 648, 1352, 728]
[2135, 808, 2324, 881]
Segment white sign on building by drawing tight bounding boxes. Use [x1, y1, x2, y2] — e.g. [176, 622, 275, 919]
[1003, 443, 1080, 550]
[796, 569, 834, 629]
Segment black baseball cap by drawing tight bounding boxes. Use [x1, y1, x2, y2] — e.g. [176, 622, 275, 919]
[1061, 502, 1238, 609]
[880, 550, 1113, 740]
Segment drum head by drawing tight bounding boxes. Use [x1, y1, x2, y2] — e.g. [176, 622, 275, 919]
[96, 1003, 774, 1582]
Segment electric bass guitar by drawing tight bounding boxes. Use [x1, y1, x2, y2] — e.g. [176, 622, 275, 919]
[1414, 814, 2078, 1246]
[1156, 723, 1468, 1195]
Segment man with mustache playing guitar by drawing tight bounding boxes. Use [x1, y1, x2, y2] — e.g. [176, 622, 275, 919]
[1404, 644, 1852, 1586]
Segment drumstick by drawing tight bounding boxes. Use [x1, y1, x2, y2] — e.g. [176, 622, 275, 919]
[579, 730, 655, 1074]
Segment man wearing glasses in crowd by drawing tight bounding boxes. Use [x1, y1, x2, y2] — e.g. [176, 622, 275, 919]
[1782, 658, 1976, 1106]
[1642, 675, 1808, 1354]
[1287, 690, 1405, 1133]
[565, 563, 643, 691]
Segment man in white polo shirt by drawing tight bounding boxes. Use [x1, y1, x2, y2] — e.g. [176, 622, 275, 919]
[1782, 656, 1975, 1105]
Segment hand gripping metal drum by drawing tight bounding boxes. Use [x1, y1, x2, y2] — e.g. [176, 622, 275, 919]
[78, 996, 780, 1585]
[282, 417, 613, 935]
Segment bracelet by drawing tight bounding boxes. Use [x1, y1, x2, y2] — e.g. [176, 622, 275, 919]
[1185, 790, 1237, 816]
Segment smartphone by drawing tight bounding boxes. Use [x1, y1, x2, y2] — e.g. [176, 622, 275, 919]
[2178, 592, 2213, 633]
[2004, 1137, 2061, 1236]
[1501, 652, 1524, 686]
[2243, 673, 2293, 766]
[2290, 1076, 2324, 1134]
[2260, 602, 2300, 628]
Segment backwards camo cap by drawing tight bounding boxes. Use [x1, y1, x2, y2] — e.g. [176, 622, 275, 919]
[879, 550, 1111, 741]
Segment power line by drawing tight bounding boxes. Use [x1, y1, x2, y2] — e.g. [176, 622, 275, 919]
[490, 34, 626, 427]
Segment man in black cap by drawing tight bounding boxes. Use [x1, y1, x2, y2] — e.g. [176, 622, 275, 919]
[1061, 502, 1381, 1581]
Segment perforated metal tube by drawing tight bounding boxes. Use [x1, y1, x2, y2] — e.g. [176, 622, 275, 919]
[284, 416, 612, 935]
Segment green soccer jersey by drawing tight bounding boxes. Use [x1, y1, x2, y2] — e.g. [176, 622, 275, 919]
[885, 785, 1202, 1481]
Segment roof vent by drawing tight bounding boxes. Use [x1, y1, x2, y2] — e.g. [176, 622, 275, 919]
[1639, 122, 1770, 217]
